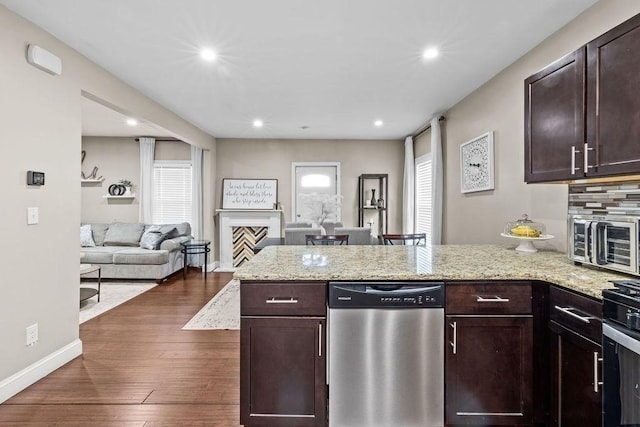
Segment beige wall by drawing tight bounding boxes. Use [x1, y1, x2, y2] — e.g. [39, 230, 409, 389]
[81, 138, 191, 224]
[0, 5, 214, 401]
[440, 0, 640, 252]
[215, 138, 404, 234]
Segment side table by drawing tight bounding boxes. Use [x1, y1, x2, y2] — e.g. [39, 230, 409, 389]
[180, 240, 211, 279]
[80, 264, 101, 303]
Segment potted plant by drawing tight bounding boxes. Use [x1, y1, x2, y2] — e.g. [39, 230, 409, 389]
[119, 179, 133, 196]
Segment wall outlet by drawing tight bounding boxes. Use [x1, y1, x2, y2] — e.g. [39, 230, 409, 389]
[26, 323, 38, 346]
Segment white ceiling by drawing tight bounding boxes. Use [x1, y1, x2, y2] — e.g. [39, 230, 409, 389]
[2, 0, 597, 139]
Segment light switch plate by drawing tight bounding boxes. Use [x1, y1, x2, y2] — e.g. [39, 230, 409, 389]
[27, 207, 39, 225]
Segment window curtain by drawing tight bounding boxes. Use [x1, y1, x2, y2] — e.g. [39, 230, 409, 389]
[190, 145, 204, 268]
[138, 137, 156, 223]
[402, 136, 415, 234]
[431, 117, 443, 244]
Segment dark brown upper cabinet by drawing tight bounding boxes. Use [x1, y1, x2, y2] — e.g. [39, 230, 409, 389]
[525, 48, 586, 183]
[525, 13, 640, 183]
[587, 13, 640, 177]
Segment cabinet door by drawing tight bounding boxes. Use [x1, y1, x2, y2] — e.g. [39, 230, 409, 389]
[524, 48, 585, 183]
[446, 316, 533, 425]
[240, 317, 326, 427]
[549, 321, 602, 427]
[587, 13, 640, 177]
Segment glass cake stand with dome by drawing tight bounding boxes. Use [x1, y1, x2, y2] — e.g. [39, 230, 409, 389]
[500, 214, 554, 253]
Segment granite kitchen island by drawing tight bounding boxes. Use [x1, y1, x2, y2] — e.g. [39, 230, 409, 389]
[235, 244, 624, 427]
[234, 244, 630, 298]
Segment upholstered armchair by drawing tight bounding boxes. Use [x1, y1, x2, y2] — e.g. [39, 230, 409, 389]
[284, 227, 322, 245]
[334, 227, 375, 245]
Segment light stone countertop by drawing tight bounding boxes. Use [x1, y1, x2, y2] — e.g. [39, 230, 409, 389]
[233, 244, 633, 299]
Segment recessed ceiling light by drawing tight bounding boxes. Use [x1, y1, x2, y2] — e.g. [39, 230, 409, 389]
[374, 120, 383, 127]
[200, 48, 217, 62]
[253, 119, 264, 128]
[126, 118, 138, 126]
[423, 47, 439, 59]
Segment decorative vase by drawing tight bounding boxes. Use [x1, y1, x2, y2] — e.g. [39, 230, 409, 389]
[124, 186, 132, 196]
[377, 197, 384, 209]
[370, 189, 376, 207]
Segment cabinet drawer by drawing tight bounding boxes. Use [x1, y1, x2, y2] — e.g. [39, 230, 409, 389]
[549, 285, 602, 343]
[446, 282, 532, 314]
[241, 281, 326, 316]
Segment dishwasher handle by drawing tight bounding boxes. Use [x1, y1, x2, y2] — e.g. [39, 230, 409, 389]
[331, 284, 443, 295]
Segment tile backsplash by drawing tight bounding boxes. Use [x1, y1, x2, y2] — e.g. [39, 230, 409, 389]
[569, 181, 640, 216]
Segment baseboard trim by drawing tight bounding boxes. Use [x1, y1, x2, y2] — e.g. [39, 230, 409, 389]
[207, 261, 220, 272]
[0, 338, 83, 404]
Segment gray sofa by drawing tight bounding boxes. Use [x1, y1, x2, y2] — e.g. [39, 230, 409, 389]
[80, 222, 192, 283]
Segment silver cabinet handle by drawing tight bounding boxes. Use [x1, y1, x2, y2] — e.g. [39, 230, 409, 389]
[593, 351, 603, 392]
[450, 321, 457, 354]
[584, 142, 594, 173]
[266, 297, 298, 304]
[318, 323, 322, 357]
[477, 296, 510, 303]
[554, 305, 593, 323]
[571, 146, 581, 175]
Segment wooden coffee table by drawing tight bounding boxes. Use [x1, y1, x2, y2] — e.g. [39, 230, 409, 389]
[80, 264, 101, 303]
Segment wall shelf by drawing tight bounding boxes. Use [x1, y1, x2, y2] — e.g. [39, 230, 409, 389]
[103, 195, 136, 200]
[358, 174, 388, 239]
[81, 178, 105, 184]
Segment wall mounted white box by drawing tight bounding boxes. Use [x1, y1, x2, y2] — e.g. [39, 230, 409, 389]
[27, 207, 38, 225]
[26, 44, 62, 76]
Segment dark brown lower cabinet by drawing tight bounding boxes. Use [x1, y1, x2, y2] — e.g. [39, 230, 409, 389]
[549, 321, 602, 427]
[445, 316, 534, 426]
[240, 316, 326, 427]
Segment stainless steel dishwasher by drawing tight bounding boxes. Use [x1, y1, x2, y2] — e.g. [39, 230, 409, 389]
[328, 281, 445, 427]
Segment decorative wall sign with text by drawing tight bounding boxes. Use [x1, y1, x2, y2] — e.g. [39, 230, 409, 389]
[222, 179, 278, 210]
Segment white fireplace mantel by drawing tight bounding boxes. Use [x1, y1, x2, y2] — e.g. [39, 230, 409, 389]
[216, 209, 282, 271]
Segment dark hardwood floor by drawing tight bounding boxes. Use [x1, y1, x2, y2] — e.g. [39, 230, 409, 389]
[0, 270, 240, 426]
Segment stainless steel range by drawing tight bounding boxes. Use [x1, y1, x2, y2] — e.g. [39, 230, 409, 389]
[602, 280, 640, 426]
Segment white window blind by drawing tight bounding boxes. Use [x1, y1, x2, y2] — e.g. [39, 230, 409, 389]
[415, 154, 432, 240]
[153, 160, 192, 224]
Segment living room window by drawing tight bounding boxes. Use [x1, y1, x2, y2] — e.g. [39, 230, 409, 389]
[415, 154, 432, 240]
[153, 160, 192, 224]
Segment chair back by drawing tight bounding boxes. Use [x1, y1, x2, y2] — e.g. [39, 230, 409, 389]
[382, 233, 427, 246]
[305, 234, 349, 245]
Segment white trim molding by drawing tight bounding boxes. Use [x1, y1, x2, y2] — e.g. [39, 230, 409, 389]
[0, 339, 82, 403]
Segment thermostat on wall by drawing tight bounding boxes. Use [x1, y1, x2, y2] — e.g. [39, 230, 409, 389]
[27, 171, 45, 186]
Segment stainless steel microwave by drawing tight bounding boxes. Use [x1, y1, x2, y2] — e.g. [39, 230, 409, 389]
[568, 215, 639, 275]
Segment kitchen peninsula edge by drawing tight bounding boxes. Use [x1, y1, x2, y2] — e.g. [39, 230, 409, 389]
[236, 244, 618, 427]
[234, 244, 629, 298]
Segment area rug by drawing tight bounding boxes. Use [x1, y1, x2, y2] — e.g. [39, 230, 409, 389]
[182, 279, 240, 330]
[79, 282, 157, 324]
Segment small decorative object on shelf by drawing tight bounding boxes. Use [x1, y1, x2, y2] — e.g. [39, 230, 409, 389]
[370, 189, 376, 207]
[118, 179, 133, 196]
[377, 196, 384, 209]
[80, 150, 103, 181]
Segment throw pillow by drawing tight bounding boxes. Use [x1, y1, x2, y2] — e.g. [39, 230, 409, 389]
[103, 222, 145, 246]
[139, 225, 176, 250]
[80, 224, 96, 247]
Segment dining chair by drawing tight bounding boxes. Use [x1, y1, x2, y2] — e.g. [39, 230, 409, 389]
[382, 233, 427, 245]
[305, 234, 349, 245]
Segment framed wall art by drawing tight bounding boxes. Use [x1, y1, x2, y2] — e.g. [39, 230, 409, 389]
[222, 178, 278, 210]
[460, 131, 495, 193]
